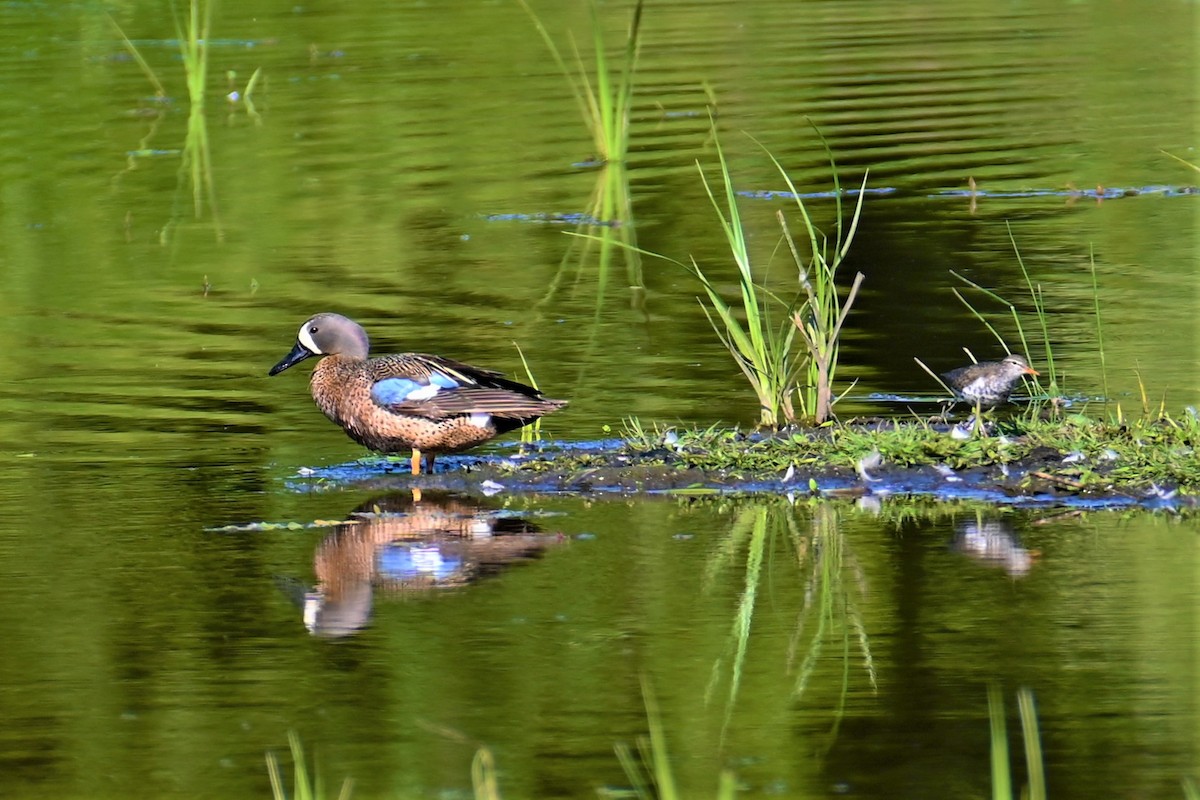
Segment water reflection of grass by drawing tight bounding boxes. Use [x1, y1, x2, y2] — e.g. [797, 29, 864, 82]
[988, 686, 1045, 800]
[110, 1, 228, 242]
[613, 679, 737, 800]
[171, 0, 222, 241]
[704, 501, 875, 748]
[540, 163, 647, 395]
[541, 164, 644, 318]
[789, 505, 877, 708]
[518, 0, 644, 165]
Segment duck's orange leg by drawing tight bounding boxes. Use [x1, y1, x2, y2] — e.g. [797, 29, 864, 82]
[410, 448, 422, 476]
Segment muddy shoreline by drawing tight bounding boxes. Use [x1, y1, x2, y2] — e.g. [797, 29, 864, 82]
[290, 438, 1192, 512]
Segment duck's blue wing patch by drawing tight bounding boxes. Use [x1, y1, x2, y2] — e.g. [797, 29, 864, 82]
[371, 377, 424, 406]
[371, 371, 464, 407]
[429, 371, 461, 389]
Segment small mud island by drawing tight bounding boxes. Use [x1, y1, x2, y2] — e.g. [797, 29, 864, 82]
[296, 413, 1200, 512]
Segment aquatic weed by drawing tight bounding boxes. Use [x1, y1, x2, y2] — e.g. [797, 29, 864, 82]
[988, 686, 1045, 800]
[612, 678, 737, 800]
[691, 122, 866, 427]
[691, 124, 806, 428]
[265, 731, 353, 800]
[758, 127, 867, 425]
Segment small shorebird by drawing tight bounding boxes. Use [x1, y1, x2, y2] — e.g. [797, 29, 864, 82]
[941, 353, 1039, 410]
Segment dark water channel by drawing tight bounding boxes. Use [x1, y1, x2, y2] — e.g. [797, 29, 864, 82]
[0, 0, 1196, 797]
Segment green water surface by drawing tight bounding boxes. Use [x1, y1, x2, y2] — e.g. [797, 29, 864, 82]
[0, 0, 1196, 797]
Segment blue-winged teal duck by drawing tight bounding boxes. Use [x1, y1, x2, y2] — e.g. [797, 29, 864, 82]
[268, 313, 567, 474]
[941, 353, 1038, 409]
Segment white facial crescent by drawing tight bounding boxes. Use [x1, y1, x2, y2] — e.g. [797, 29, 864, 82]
[298, 323, 322, 354]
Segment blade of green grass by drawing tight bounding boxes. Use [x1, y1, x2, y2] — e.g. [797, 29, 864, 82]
[1017, 688, 1046, 800]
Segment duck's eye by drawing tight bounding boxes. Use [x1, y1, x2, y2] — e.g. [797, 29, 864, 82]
[309, 326, 319, 334]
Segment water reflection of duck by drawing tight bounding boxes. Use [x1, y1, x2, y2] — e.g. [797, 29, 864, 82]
[267, 313, 567, 475]
[300, 492, 561, 637]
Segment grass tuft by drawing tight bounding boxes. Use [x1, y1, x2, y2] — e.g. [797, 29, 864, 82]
[988, 687, 1045, 800]
[757, 125, 866, 424]
[612, 678, 736, 800]
[265, 731, 353, 800]
[691, 122, 866, 427]
[692, 124, 804, 428]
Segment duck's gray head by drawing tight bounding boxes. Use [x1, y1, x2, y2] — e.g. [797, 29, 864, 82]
[268, 313, 371, 376]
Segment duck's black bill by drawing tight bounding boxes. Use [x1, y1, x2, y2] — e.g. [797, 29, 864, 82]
[269, 341, 314, 376]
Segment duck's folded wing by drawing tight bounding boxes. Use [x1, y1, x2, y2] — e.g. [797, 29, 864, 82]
[370, 356, 563, 421]
[400, 388, 564, 420]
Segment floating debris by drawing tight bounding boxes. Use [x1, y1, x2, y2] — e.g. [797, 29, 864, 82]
[208, 519, 347, 532]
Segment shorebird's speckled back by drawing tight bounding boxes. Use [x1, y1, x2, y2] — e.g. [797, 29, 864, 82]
[940, 353, 1038, 409]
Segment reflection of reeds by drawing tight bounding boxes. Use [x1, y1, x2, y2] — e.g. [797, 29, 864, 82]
[703, 505, 768, 723]
[111, 3, 223, 241]
[108, 16, 171, 184]
[543, 164, 644, 313]
[789, 504, 876, 706]
[518, 0, 644, 164]
[542, 164, 645, 393]
[705, 501, 875, 750]
[173, 0, 222, 239]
